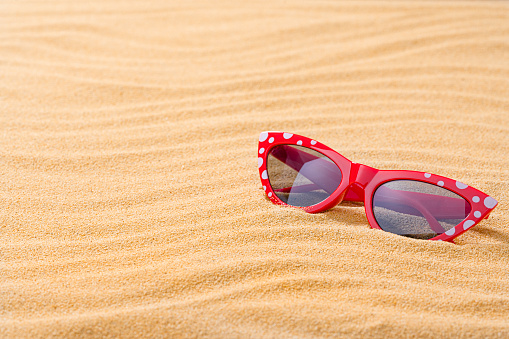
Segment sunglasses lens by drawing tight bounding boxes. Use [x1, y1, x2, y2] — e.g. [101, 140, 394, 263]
[267, 145, 342, 207]
[372, 180, 471, 239]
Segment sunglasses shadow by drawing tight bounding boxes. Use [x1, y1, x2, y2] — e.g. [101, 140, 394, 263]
[323, 201, 371, 229]
[469, 227, 509, 244]
[329, 202, 509, 245]
[262, 193, 369, 227]
[262, 193, 506, 243]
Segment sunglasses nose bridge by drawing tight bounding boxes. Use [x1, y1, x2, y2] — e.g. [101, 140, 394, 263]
[341, 164, 378, 204]
[350, 163, 378, 188]
[343, 182, 366, 203]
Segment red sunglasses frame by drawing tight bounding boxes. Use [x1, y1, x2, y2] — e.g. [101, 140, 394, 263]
[258, 131, 498, 242]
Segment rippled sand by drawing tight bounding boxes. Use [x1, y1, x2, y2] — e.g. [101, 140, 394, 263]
[1, 0, 509, 337]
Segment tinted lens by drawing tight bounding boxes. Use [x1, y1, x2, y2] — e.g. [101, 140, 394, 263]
[267, 145, 342, 207]
[373, 180, 471, 239]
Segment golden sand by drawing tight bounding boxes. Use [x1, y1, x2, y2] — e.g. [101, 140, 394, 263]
[1, 0, 509, 337]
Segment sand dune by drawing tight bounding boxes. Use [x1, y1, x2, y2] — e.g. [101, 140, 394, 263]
[1, 0, 509, 337]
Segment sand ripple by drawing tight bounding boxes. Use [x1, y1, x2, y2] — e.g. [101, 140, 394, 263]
[1, 0, 509, 337]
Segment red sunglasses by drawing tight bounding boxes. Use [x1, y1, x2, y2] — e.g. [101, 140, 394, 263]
[258, 132, 498, 243]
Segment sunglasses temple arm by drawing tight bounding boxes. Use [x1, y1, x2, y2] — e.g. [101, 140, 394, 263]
[376, 187, 471, 219]
[341, 185, 468, 221]
[374, 187, 446, 234]
[343, 188, 468, 219]
[273, 147, 468, 213]
[271, 146, 469, 228]
[270, 145, 341, 194]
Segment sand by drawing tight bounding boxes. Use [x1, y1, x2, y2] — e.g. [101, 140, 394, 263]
[1, 0, 509, 338]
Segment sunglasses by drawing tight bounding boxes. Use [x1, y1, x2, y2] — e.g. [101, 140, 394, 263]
[257, 132, 498, 242]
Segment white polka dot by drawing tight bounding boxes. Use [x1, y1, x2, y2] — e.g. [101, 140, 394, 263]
[463, 220, 475, 230]
[297, 140, 303, 146]
[445, 228, 456, 236]
[259, 132, 268, 142]
[261, 170, 268, 179]
[472, 196, 480, 203]
[258, 157, 263, 168]
[310, 140, 317, 145]
[484, 197, 497, 209]
[424, 173, 431, 178]
[283, 133, 293, 139]
[437, 181, 444, 187]
[437, 239, 443, 241]
[263, 186, 266, 191]
[456, 181, 468, 189]
[474, 211, 481, 218]
[268, 137, 274, 143]
[259, 147, 265, 154]
[268, 192, 272, 197]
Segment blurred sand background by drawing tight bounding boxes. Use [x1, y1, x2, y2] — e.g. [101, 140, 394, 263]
[1, 0, 509, 338]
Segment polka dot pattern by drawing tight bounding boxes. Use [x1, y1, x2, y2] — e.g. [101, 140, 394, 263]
[283, 133, 293, 139]
[259, 147, 265, 154]
[456, 181, 468, 189]
[297, 140, 303, 146]
[261, 170, 268, 180]
[484, 197, 497, 209]
[445, 228, 456, 236]
[473, 196, 480, 203]
[474, 211, 481, 218]
[437, 181, 444, 187]
[268, 192, 272, 197]
[259, 132, 268, 142]
[310, 140, 317, 145]
[258, 157, 263, 168]
[424, 173, 431, 178]
[268, 137, 274, 143]
[463, 220, 475, 230]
